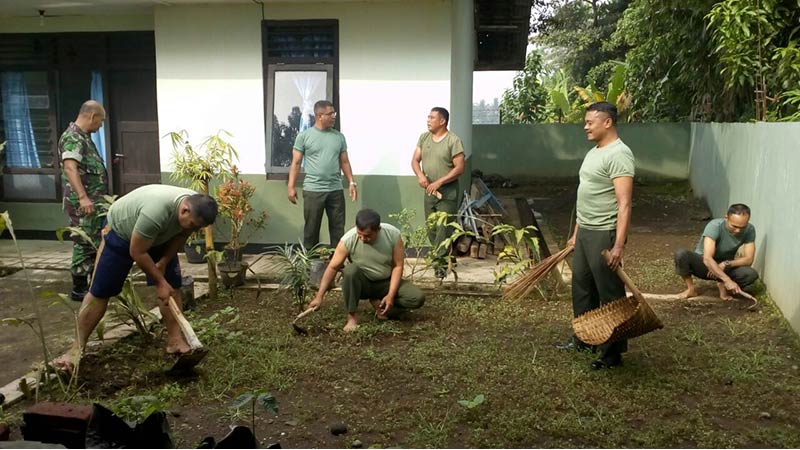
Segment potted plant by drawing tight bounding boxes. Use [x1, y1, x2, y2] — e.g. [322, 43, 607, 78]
[169, 130, 238, 300]
[215, 166, 268, 287]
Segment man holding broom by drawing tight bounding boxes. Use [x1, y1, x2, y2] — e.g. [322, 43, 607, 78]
[557, 101, 635, 370]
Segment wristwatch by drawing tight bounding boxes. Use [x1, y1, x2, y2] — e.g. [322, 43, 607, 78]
[349, 181, 357, 187]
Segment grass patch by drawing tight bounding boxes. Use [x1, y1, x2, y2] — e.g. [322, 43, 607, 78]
[13, 286, 800, 448]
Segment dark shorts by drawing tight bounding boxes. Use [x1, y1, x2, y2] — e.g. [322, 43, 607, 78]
[89, 226, 182, 299]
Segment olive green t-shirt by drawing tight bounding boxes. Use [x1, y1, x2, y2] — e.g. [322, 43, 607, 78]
[341, 223, 401, 281]
[417, 131, 464, 183]
[108, 185, 196, 246]
[294, 126, 348, 192]
[695, 218, 756, 262]
[576, 139, 635, 230]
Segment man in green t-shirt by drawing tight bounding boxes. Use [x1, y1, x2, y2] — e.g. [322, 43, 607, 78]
[308, 208, 425, 332]
[557, 102, 635, 370]
[54, 184, 218, 373]
[411, 107, 465, 279]
[674, 203, 758, 300]
[288, 100, 357, 249]
[59, 100, 109, 301]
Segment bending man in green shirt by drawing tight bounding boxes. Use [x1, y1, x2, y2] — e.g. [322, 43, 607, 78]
[54, 184, 218, 373]
[308, 208, 425, 332]
[674, 203, 758, 300]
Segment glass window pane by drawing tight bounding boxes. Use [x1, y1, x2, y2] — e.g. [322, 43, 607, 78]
[2, 173, 57, 200]
[270, 71, 328, 168]
[0, 71, 55, 169]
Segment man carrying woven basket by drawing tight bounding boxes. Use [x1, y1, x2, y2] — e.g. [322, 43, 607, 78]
[557, 101, 635, 370]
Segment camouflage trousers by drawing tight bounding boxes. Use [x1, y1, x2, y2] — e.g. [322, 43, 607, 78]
[64, 199, 104, 278]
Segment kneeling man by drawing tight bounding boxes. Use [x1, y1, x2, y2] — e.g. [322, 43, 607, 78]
[674, 203, 758, 300]
[55, 184, 218, 372]
[308, 208, 425, 332]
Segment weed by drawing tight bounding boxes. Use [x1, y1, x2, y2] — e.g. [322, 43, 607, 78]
[111, 383, 185, 423]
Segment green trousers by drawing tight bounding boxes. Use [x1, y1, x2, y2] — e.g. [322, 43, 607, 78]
[341, 264, 425, 317]
[63, 200, 103, 278]
[424, 181, 459, 267]
[571, 227, 628, 357]
[303, 189, 346, 249]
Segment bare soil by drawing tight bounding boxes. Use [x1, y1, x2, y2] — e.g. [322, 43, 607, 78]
[5, 182, 800, 448]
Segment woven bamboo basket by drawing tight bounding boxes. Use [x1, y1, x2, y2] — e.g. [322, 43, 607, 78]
[572, 250, 664, 345]
[572, 295, 663, 345]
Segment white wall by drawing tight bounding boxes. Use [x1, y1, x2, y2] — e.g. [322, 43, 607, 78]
[154, 0, 452, 176]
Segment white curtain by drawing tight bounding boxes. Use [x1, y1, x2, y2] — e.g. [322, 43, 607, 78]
[293, 73, 322, 131]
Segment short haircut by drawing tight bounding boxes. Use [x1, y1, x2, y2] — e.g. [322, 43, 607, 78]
[431, 107, 449, 125]
[587, 101, 617, 125]
[79, 100, 105, 116]
[355, 208, 381, 231]
[186, 194, 218, 226]
[727, 203, 751, 216]
[314, 100, 334, 115]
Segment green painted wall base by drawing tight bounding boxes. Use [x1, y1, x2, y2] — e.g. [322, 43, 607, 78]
[472, 123, 691, 181]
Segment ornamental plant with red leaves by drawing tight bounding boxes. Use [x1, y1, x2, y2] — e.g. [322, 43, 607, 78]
[216, 166, 268, 258]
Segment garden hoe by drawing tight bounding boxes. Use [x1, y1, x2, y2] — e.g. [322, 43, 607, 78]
[737, 290, 759, 311]
[167, 296, 208, 372]
[292, 306, 318, 335]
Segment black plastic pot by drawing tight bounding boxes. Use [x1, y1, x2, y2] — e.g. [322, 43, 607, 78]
[219, 262, 248, 288]
[184, 240, 206, 264]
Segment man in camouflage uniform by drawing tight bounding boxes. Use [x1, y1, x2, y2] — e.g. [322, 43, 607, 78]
[60, 100, 109, 301]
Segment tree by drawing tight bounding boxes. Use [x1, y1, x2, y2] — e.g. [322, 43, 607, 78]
[706, 0, 800, 121]
[499, 50, 550, 124]
[533, 0, 630, 88]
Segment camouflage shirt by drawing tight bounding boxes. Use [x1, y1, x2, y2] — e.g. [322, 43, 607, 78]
[59, 122, 109, 205]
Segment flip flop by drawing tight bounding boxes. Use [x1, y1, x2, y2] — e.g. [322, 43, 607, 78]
[169, 348, 208, 372]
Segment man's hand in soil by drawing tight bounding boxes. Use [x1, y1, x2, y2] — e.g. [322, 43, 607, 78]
[378, 295, 394, 317]
[723, 279, 741, 295]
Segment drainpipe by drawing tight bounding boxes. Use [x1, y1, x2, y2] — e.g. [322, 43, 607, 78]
[450, 0, 475, 199]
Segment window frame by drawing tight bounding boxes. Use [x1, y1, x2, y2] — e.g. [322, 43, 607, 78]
[261, 19, 339, 179]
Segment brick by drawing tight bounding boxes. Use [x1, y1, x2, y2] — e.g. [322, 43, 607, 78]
[22, 402, 92, 448]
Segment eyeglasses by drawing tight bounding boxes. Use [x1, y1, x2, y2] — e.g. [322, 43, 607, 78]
[321, 111, 337, 117]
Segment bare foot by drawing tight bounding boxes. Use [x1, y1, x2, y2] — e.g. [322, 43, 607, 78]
[343, 321, 358, 332]
[52, 349, 79, 374]
[717, 284, 733, 301]
[676, 288, 698, 299]
[165, 338, 191, 355]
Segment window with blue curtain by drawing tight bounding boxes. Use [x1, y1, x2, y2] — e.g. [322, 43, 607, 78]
[0, 72, 41, 168]
[90, 70, 107, 165]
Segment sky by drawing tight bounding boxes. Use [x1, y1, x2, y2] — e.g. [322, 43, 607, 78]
[473, 71, 517, 104]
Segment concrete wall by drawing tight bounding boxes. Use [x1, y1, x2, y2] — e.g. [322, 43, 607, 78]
[154, 1, 452, 177]
[689, 122, 800, 334]
[472, 123, 691, 180]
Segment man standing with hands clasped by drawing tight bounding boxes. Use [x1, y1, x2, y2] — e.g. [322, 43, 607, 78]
[411, 107, 465, 279]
